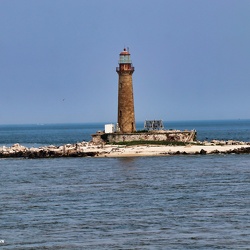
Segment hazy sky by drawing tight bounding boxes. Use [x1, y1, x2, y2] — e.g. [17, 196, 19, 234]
[1, 0, 250, 124]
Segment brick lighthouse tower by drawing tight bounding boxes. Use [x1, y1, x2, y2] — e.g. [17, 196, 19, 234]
[116, 48, 136, 133]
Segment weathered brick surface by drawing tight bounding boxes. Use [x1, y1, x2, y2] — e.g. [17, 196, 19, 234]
[92, 130, 197, 144]
[106, 131, 196, 143]
[117, 71, 136, 133]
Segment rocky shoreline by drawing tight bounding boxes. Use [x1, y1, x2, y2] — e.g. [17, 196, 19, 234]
[1, 140, 250, 159]
[0, 142, 98, 159]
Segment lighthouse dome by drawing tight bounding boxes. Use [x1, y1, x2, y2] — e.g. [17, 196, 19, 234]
[120, 48, 130, 55]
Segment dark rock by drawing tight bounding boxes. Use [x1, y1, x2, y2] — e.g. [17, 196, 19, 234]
[210, 150, 220, 154]
[232, 147, 250, 154]
[200, 149, 207, 155]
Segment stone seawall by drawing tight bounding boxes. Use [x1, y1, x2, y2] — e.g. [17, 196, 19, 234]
[92, 130, 196, 144]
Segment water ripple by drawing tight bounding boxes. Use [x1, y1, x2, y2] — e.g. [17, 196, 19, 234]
[0, 155, 250, 249]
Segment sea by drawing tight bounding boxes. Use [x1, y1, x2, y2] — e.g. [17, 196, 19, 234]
[0, 120, 250, 249]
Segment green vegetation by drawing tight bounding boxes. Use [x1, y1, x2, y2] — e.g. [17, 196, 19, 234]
[107, 140, 188, 146]
[134, 130, 149, 133]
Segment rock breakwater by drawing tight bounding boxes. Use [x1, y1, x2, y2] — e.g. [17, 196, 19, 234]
[0, 140, 250, 158]
[0, 142, 98, 159]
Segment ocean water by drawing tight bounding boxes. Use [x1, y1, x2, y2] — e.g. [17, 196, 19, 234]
[0, 120, 250, 249]
[1, 120, 250, 148]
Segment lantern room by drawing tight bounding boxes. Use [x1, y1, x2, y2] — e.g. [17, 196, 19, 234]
[116, 48, 134, 73]
[118, 48, 132, 64]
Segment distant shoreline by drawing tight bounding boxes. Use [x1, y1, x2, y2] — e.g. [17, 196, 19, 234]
[1, 140, 250, 159]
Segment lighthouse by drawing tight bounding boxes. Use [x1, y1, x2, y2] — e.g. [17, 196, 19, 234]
[116, 48, 136, 133]
[91, 48, 197, 144]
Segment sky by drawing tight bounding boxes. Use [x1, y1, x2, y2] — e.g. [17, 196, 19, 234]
[0, 0, 250, 124]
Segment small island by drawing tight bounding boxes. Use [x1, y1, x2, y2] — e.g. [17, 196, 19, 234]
[1, 140, 250, 159]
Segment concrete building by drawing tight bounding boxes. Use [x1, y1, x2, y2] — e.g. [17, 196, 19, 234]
[116, 48, 136, 133]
